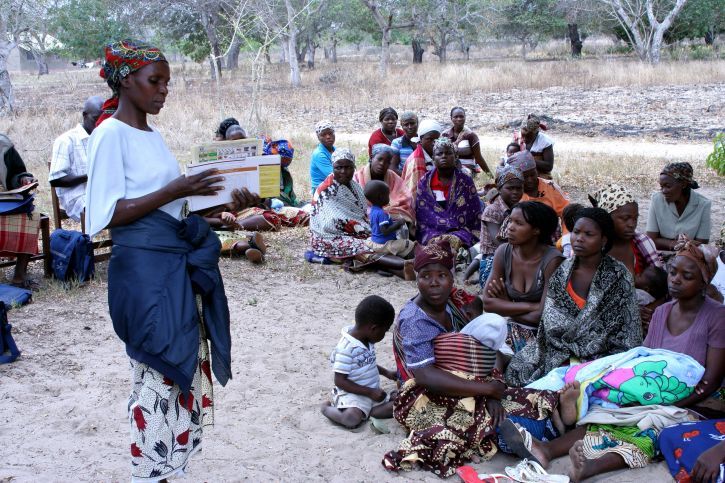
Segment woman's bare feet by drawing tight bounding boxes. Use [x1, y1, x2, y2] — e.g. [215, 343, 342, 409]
[568, 440, 587, 482]
[559, 380, 581, 427]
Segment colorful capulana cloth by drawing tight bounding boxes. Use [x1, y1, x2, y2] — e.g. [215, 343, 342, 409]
[525, 347, 705, 421]
[415, 168, 480, 248]
[661, 162, 699, 189]
[262, 137, 294, 167]
[675, 239, 718, 283]
[496, 163, 524, 189]
[0, 212, 40, 256]
[660, 420, 725, 482]
[353, 164, 415, 224]
[309, 174, 372, 259]
[315, 120, 335, 135]
[505, 255, 643, 387]
[129, 337, 213, 480]
[581, 424, 657, 468]
[97, 39, 166, 126]
[413, 237, 455, 272]
[589, 184, 636, 213]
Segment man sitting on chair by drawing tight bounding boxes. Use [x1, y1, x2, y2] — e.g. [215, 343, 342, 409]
[49, 96, 103, 221]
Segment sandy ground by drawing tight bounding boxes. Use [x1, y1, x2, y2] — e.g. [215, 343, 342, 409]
[2, 225, 677, 482]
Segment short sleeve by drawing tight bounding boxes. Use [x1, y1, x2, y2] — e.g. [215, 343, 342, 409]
[706, 303, 725, 349]
[85, 124, 126, 237]
[49, 134, 72, 181]
[332, 346, 354, 374]
[465, 130, 480, 147]
[695, 198, 712, 240]
[646, 193, 660, 233]
[398, 313, 440, 369]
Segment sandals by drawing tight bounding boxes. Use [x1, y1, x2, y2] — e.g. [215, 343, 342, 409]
[456, 466, 513, 483]
[498, 419, 539, 466]
[504, 459, 569, 483]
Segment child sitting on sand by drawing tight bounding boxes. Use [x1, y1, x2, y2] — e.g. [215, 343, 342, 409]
[322, 295, 398, 429]
[363, 180, 416, 259]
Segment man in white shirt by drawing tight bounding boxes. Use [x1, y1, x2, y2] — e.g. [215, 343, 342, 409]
[49, 96, 103, 221]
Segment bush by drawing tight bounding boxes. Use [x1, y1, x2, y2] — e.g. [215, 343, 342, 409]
[706, 133, 725, 176]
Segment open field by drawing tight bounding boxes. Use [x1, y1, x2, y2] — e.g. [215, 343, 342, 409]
[1, 55, 724, 481]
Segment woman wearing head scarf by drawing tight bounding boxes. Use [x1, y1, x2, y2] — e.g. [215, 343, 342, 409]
[367, 107, 404, 158]
[414, 137, 480, 252]
[310, 148, 414, 279]
[507, 150, 569, 227]
[401, 119, 442, 194]
[86, 39, 258, 479]
[353, 143, 414, 226]
[647, 162, 712, 251]
[514, 114, 555, 178]
[310, 120, 336, 194]
[384, 239, 580, 478]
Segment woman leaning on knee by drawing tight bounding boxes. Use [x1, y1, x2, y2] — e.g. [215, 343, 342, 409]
[86, 39, 257, 481]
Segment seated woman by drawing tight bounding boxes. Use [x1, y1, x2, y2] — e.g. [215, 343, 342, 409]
[383, 240, 580, 478]
[353, 144, 414, 228]
[483, 201, 563, 353]
[477, 164, 525, 285]
[401, 119, 441, 194]
[647, 162, 711, 251]
[505, 207, 642, 387]
[507, 150, 569, 224]
[309, 148, 414, 280]
[515, 114, 554, 179]
[501, 241, 724, 482]
[310, 120, 336, 194]
[0, 134, 40, 289]
[414, 137, 480, 253]
[390, 111, 418, 175]
[263, 137, 299, 207]
[213, 117, 240, 140]
[367, 107, 404, 158]
[441, 106, 492, 177]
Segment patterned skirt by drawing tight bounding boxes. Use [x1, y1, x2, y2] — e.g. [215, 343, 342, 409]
[581, 424, 658, 469]
[506, 320, 538, 354]
[382, 369, 559, 478]
[0, 213, 40, 256]
[236, 206, 309, 230]
[129, 338, 214, 481]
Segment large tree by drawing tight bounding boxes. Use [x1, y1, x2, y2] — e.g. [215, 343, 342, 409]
[1, 0, 31, 114]
[495, 0, 567, 58]
[599, 0, 689, 63]
[361, 0, 413, 74]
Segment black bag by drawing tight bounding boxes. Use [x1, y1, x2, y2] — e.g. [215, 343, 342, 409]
[0, 302, 20, 364]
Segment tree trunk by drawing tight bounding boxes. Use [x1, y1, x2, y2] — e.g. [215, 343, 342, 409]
[227, 36, 242, 70]
[284, 0, 301, 87]
[567, 23, 583, 57]
[0, 41, 15, 115]
[704, 30, 714, 45]
[33, 51, 49, 75]
[208, 56, 217, 80]
[412, 38, 424, 63]
[331, 39, 338, 63]
[323, 46, 330, 60]
[201, 10, 223, 78]
[279, 37, 287, 63]
[306, 35, 315, 69]
[521, 40, 528, 59]
[379, 26, 391, 75]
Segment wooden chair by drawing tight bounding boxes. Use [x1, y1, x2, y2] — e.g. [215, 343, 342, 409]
[0, 214, 52, 277]
[48, 162, 112, 262]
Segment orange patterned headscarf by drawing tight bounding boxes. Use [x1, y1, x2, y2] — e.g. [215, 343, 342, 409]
[674, 238, 717, 283]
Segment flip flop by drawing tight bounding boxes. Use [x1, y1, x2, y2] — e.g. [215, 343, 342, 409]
[369, 417, 390, 434]
[457, 466, 514, 483]
[499, 419, 540, 466]
[504, 459, 569, 483]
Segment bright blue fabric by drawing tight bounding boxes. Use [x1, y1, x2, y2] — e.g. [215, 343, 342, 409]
[370, 205, 396, 244]
[660, 420, 725, 481]
[109, 211, 231, 392]
[310, 143, 334, 193]
[391, 136, 415, 171]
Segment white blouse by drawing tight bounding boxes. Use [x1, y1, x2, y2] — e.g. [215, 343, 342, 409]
[85, 118, 185, 237]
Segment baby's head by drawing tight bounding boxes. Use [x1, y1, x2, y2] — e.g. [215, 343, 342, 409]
[635, 265, 668, 300]
[225, 125, 247, 140]
[562, 203, 584, 233]
[462, 296, 484, 322]
[506, 142, 521, 157]
[364, 180, 390, 208]
[355, 295, 395, 344]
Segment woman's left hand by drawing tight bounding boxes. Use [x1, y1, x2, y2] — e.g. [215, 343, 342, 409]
[485, 399, 505, 429]
[487, 278, 509, 300]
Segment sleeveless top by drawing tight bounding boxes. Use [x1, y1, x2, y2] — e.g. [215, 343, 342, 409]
[503, 244, 563, 302]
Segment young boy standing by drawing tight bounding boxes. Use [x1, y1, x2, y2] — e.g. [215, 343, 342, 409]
[322, 295, 397, 429]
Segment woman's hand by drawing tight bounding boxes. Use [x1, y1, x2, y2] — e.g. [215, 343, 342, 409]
[480, 380, 506, 399]
[225, 188, 261, 212]
[485, 399, 505, 429]
[368, 388, 387, 403]
[691, 441, 725, 483]
[19, 176, 37, 186]
[220, 212, 237, 225]
[165, 169, 225, 200]
[487, 278, 509, 300]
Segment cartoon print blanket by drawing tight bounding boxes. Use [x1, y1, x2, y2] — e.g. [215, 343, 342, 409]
[525, 347, 705, 420]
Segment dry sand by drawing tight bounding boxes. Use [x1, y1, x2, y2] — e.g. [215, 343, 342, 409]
[2, 226, 676, 482]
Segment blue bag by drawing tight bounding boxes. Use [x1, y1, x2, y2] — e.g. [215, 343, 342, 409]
[0, 302, 20, 364]
[0, 284, 32, 307]
[50, 229, 95, 282]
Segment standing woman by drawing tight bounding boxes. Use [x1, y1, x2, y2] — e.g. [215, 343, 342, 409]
[367, 107, 404, 158]
[516, 114, 555, 179]
[86, 40, 249, 480]
[646, 162, 711, 251]
[442, 106, 492, 177]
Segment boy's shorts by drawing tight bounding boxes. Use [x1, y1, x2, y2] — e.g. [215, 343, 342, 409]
[331, 387, 390, 418]
[364, 239, 416, 258]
